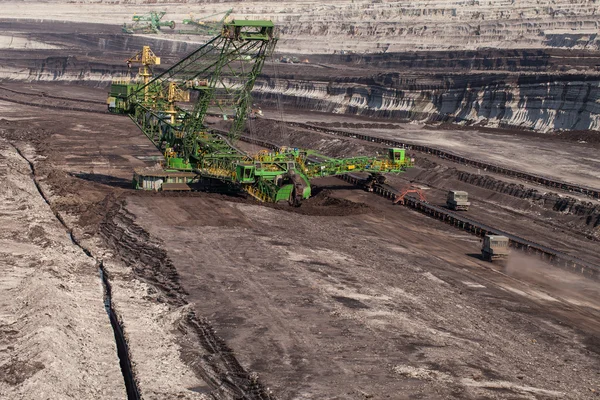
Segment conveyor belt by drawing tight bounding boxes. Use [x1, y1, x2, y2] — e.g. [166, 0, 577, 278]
[341, 173, 600, 281]
[238, 134, 599, 279]
[289, 122, 600, 200]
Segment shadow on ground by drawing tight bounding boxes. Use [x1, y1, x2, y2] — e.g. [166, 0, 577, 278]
[72, 172, 133, 189]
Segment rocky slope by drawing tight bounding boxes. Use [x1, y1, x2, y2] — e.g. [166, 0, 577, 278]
[255, 68, 600, 132]
[4, 1, 600, 53]
[1, 2, 600, 133]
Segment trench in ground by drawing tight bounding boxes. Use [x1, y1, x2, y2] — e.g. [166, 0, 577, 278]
[12, 144, 141, 400]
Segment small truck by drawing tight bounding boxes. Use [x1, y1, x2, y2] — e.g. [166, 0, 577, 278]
[446, 190, 470, 211]
[481, 234, 510, 262]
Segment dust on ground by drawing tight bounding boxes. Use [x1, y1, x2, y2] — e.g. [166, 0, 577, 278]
[505, 252, 600, 312]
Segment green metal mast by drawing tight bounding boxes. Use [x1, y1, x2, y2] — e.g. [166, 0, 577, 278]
[108, 20, 412, 204]
[181, 9, 233, 35]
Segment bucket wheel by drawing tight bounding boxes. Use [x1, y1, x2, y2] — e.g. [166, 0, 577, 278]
[288, 172, 306, 207]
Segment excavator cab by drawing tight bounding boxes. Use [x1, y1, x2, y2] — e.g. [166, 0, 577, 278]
[223, 20, 274, 41]
[235, 164, 255, 183]
[389, 148, 406, 162]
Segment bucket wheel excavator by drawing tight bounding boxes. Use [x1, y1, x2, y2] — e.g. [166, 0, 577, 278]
[122, 11, 176, 34]
[108, 20, 413, 205]
[181, 8, 233, 35]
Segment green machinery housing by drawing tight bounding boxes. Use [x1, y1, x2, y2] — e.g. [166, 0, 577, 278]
[122, 11, 176, 34]
[108, 20, 412, 205]
[181, 9, 233, 35]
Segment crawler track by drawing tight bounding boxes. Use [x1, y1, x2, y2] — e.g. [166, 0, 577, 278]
[340, 173, 600, 281]
[286, 121, 600, 199]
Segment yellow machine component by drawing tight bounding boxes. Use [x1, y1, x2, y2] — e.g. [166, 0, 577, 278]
[167, 82, 190, 102]
[254, 149, 271, 161]
[165, 82, 190, 123]
[245, 185, 273, 203]
[370, 159, 398, 170]
[202, 166, 236, 179]
[127, 46, 160, 100]
[164, 147, 176, 159]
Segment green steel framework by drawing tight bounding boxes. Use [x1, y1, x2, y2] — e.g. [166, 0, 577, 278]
[108, 20, 412, 205]
[122, 11, 176, 34]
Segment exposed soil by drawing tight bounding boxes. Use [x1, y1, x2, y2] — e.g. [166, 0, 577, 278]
[307, 121, 404, 130]
[428, 121, 600, 147]
[0, 14, 599, 400]
[1, 87, 599, 399]
[0, 138, 125, 399]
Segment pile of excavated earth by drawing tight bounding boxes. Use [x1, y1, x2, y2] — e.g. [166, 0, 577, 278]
[0, 2, 600, 399]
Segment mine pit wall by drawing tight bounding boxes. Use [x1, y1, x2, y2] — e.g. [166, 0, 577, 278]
[7, 57, 600, 134]
[254, 71, 600, 132]
[0, 29, 197, 85]
[1, 25, 600, 133]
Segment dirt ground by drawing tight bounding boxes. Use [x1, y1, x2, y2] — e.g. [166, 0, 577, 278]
[125, 185, 600, 399]
[0, 83, 598, 399]
[0, 13, 599, 400]
[0, 138, 125, 399]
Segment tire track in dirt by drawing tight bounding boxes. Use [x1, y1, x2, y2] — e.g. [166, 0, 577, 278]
[100, 203, 276, 400]
[10, 143, 141, 400]
[0, 94, 105, 114]
[0, 85, 105, 105]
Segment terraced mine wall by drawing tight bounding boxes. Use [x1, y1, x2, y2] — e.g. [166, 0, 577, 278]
[2, 20, 600, 133]
[11, 1, 600, 54]
[255, 66, 600, 132]
[5, 51, 600, 133]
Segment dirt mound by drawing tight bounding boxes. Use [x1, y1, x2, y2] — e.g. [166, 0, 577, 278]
[147, 187, 373, 216]
[274, 188, 374, 216]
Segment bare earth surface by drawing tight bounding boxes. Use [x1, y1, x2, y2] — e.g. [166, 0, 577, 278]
[0, 90, 598, 398]
[0, 139, 125, 399]
[0, 4, 599, 399]
[126, 191, 600, 399]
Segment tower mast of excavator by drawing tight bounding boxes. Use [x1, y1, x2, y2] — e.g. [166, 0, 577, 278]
[126, 46, 160, 101]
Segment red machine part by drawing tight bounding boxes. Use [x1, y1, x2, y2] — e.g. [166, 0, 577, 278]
[393, 185, 426, 205]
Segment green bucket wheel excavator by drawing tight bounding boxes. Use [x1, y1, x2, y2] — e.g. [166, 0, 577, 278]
[122, 11, 176, 34]
[108, 20, 412, 205]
